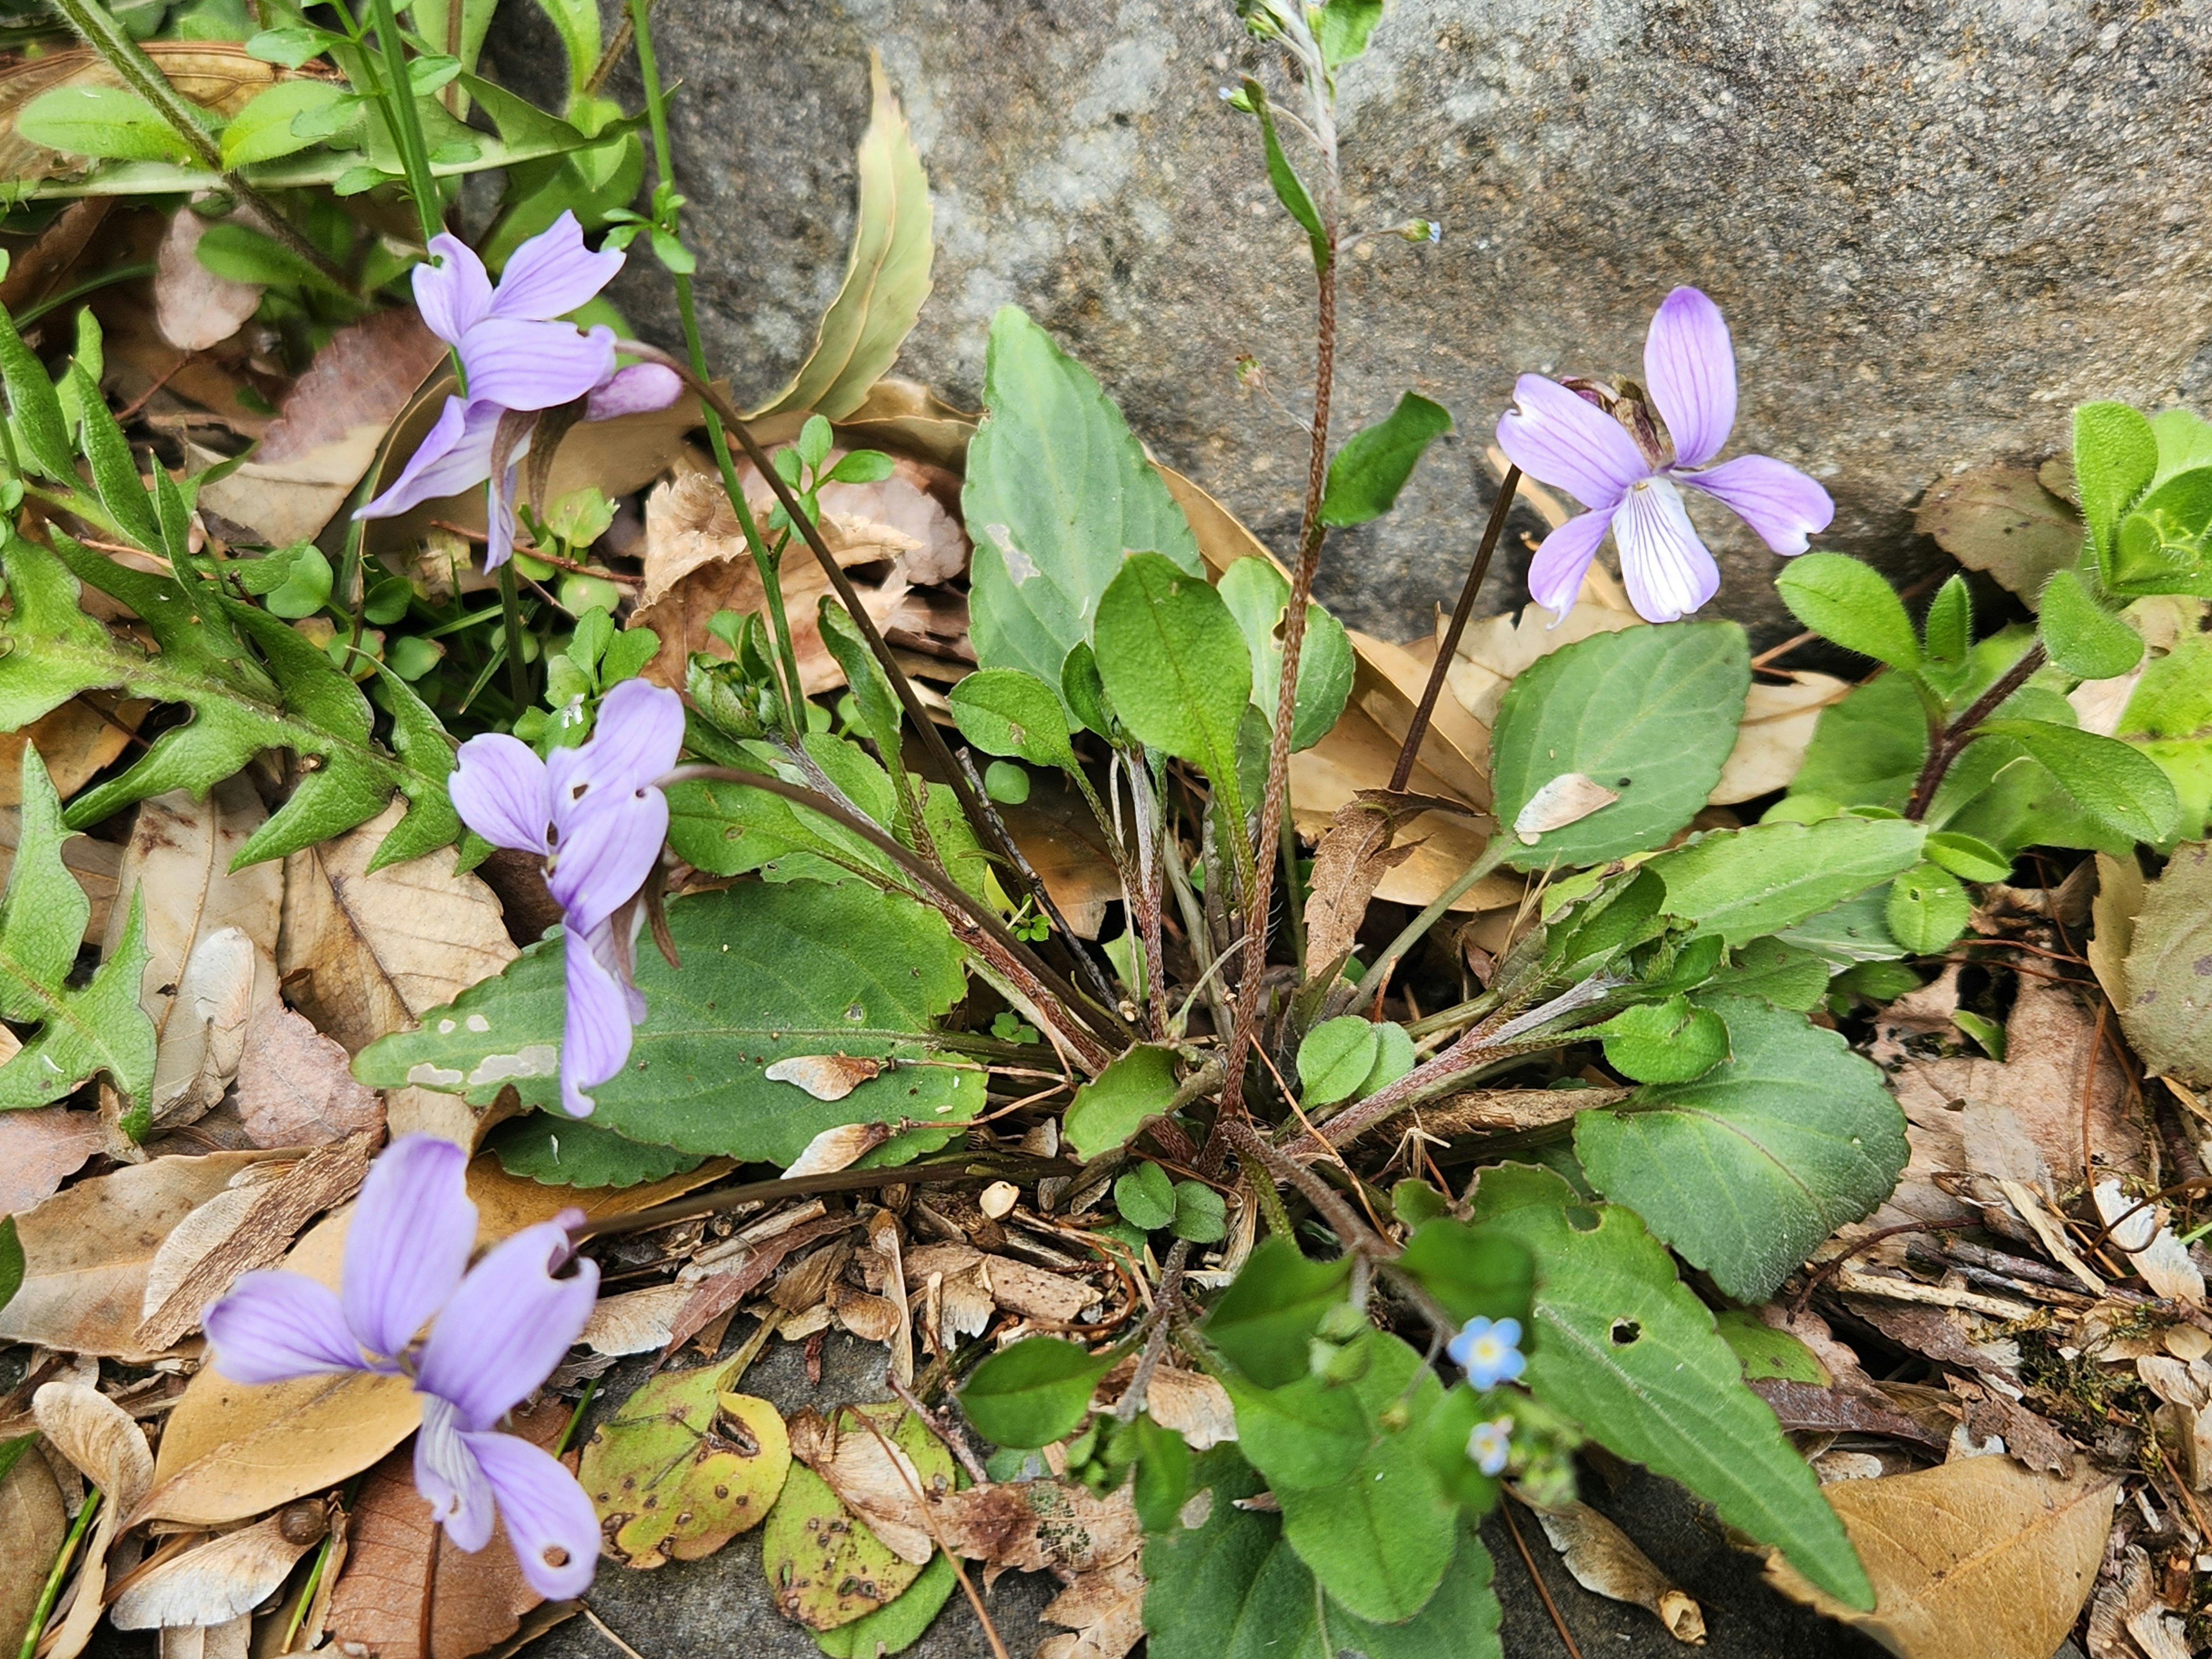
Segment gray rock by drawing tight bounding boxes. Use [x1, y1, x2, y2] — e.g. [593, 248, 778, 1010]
[489, 0, 2212, 647]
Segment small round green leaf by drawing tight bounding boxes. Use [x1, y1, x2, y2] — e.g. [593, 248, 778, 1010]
[1590, 996, 1730, 1084]
[982, 759, 1030, 803]
[1064, 1042, 1178, 1160]
[958, 1336, 1115, 1448]
[946, 667, 1078, 769]
[1297, 1016, 1381, 1107]
[1775, 552, 1923, 672]
[1114, 1161, 1176, 1231]
[1170, 1179, 1228, 1243]
[1886, 861, 1971, 954]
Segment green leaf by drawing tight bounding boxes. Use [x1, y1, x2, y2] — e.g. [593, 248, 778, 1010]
[1145, 1446, 1501, 1659]
[1319, 393, 1453, 528]
[1885, 860, 1971, 954]
[1115, 1161, 1176, 1230]
[221, 79, 349, 166]
[1972, 719, 2181, 844]
[483, 1113, 705, 1187]
[1586, 995, 1730, 1084]
[1065, 1043, 1177, 1160]
[1092, 552, 1252, 805]
[245, 26, 338, 66]
[749, 59, 932, 421]
[1360, 1020, 1416, 1096]
[1171, 1180, 1228, 1242]
[1775, 553, 1922, 672]
[1574, 998, 1907, 1302]
[17, 84, 197, 162]
[577, 1360, 791, 1569]
[963, 308, 1205, 697]
[764, 1461, 923, 1629]
[1789, 671, 1925, 812]
[1318, 0, 1385, 66]
[0, 1215, 22, 1317]
[2118, 840, 2212, 1088]
[1131, 1414, 1192, 1534]
[2119, 632, 2212, 843]
[355, 882, 979, 1165]
[1647, 815, 1926, 946]
[957, 1336, 1114, 1448]
[1202, 1236, 1353, 1388]
[1705, 937, 1831, 1011]
[1713, 1308, 1830, 1385]
[1922, 830, 2012, 882]
[2038, 569, 2144, 679]
[1469, 1165, 1872, 1607]
[1921, 574, 1972, 687]
[0, 747, 155, 1120]
[1222, 1369, 1369, 1489]
[1238, 78, 1325, 260]
[1777, 889, 1907, 964]
[1490, 622, 1749, 869]
[1394, 1218, 1535, 1328]
[813, 1551, 956, 1658]
[1215, 556, 1352, 752]
[0, 305, 71, 478]
[2073, 400, 2160, 563]
[1296, 1016, 1379, 1107]
[945, 668, 1079, 770]
[195, 220, 346, 294]
[73, 367, 159, 548]
[664, 758, 893, 887]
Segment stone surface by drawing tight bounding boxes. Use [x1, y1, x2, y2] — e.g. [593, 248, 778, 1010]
[489, 0, 2212, 647]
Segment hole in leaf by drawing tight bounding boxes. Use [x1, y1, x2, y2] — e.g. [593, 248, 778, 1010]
[1610, 1319, 1641, 1346]
[1566, 1205, 1601, 1232]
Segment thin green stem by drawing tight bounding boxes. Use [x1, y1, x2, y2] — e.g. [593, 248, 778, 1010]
[1342, 838, 1512, 1016]
[280, 1527, 337, 1653]
[555, 1377, 600, 1455]
[495, 561, 530, 714]
[18, 1487, 100, 1659]
[365, 0, 443, 247]
[16, 262, 157, 328]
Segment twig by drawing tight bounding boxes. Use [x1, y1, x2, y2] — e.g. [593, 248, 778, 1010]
[1114, 1237, 1192, 1423]
[1787, 1218, 1978, 1317]
[427, 522, 642, 586]
[579, 1605, 646, 1659]
[852, 1414, 1010, 1659]
[1499, 1494, 1585, 1659]
[884, 1370, 990, 1485]
[1388, 465, 1518, 793]
[1905, 643, 2047, 819]
[1222, 1116, 1388, 1257]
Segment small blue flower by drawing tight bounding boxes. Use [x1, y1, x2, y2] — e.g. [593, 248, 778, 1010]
[1447, 1316, 1527, 1389]
[1467, 1415, 1513, 1477]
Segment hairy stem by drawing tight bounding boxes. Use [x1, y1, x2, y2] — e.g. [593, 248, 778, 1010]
[1904, 642, 2047, 819]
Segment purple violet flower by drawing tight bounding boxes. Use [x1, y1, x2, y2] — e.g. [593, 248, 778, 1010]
[1496, 286, 1835, 623]
[448, 677, 684, 1117]
[357, 211, 681, 567]
[204, 1134, 600, 1598]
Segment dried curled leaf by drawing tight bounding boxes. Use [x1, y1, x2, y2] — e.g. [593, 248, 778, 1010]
[1524, 1496, 1706, 1644]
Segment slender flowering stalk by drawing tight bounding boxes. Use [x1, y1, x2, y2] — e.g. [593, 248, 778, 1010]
[204, 1135, 600, 1598]
[1497, 286, 1834, 623]
[357, 212, 681, 566]
[449, 678, 685, 1116]
[1448, 1315, 1527, 1390]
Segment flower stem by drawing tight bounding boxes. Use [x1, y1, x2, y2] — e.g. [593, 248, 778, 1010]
[365, 0, 444, 249]
[495, 561, 530, 714]
[17, 1486, 99, 1659]
[1389, 465, 1519, 793]
[1904, 642, 2047, 820]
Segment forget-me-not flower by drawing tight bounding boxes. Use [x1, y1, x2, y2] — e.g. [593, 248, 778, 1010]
[357, 211, 680, 567]
[1467, 1415, 1513, 1478]
[204, 1135, 600, 1597]
[1448, 1315, 1527, 1390]
[449, 677, 685, 1116]
[1496, 286, 1834, 624]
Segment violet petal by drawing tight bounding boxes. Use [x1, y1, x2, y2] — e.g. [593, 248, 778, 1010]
[585, 362, 683, 422]
[340, 1132, 476, 1361]
[414, 1221, 599, 1430]
[487, 211, 623, 324]
[1642, 287, 1737, 469]
[457, 318, 616, 413]
[548, 679, 687, 804]
[543, 786, 667, 931]
[465, 1429, 600, 1599]
[556, 920, 640, 1118]
[1610, 478, 1720, 623]
[449, 734, 552, 855]
[1495, 374, 1646, 509]
[1678, 453, 1835, 556]
[204, 1270, 365, 1383]
[414, 234, 494, 347]
[1525, 508, 1613, 620]
[414, 1394, 497, 1551]
[355, 396, 500, 522]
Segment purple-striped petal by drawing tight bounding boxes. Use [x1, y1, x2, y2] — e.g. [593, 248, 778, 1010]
[488, 211, 623, 324]
[415, 1220, 597, 1430]
[414, 1395, 497, 1551]
[415, 234, 493, 348]
[1525, 508, 1613, 619]
[1495, 375, 1646, 509]
[557, 922, 639, 1117]
[548, 679, 688, 804]
[464, 1429, 600, 1598]
[1610, 479, 1720, 623]
[449, 734, 552, 855]
[585, 363, 683, 422]
[204, 1270, 365, 1383]
[1642, 287, 1737, 468]
[457, 318, 616, 413]
[1678, 453, 1835, 556]
[544, 786, 666, 931]
[356, 396, 501, 522]
[341, 1133, 476, 1361]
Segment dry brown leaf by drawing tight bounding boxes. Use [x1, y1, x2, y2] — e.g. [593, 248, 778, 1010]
[768, 1060, 888, 1109]
[0, 1437, 66, 1657]
[278, 799, 516, 1054]
[157, 1616, 248, 1659]
[928, 1478, 1141, 1577]
[1445, 564, 1642, 728]
[871, 1209, 914, 1387]
[1948, 1379, 2076, 1478]
[1513, 772, 1622, 843]
[149, 925, 270, 1132]
[1712, 671, 1851, 805]
[0, 1106, 103, 1215]
[198, 309, 447, 544]
[325, 1402, 565, 1659]
[233, 1001, 384, 1147]
[1343, 630, 1490, 805]
[661, 1210, 856, 1355]
[976, 1255, 1094, 1323]
[1300, 795, 1419, 976]
[2088, 853, 2143, 1012]
[135, 1131, 376, 1350]
[1523, 1496, 1706, 1643]
[1764, 1457, 2115, 1659]
[1094, 1365, 1236, 1451]
[2093, 1179, 2204, 1306]
[0, 1149, 278, 1357]
[787, 1404, 947, 1566]
[33, 1381, 155, 1659]
[577, 1282, 692, 1356]
[154, 206, 264, 352]
[1748, 1380, 1952, 1453]
[111, 1505, 325, 1629]
[1037, 1552, 1147, 1659]
[0, 695, 142, 806]
[1914, 464, 2082, 606]
[997, 780, 1120, 940]
[828, 1281, 904, 1344]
